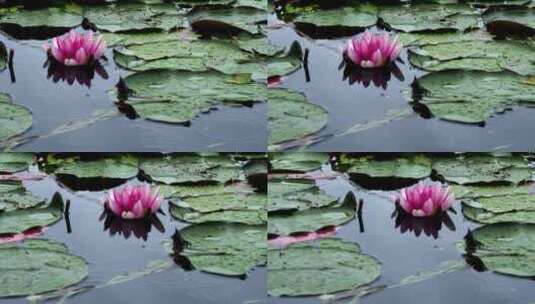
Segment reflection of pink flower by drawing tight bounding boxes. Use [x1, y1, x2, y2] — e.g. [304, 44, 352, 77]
[104, 184, 163, 219]
[100, 211, 165, 241]
[392, 182, 454, 217]
[343, 31, 402, 68]
[0, 227, 46, 244]
[43, 30, 106, 66]
[268, 226, 338, 248]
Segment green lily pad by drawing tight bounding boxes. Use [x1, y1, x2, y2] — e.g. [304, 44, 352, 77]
[293, 5, 377, 29]
[268, 238, 381, 296]
[174, 223, 266, 276]
[484, 8, 535, 35]
[464, 223, 535, 277]
[0, 181, 45, 213]
[104, 30, 199, 47]
[268, 88, 328, 146]
[270, 152, 330, 172]
[463, 204, 535, 224]
[0, 239, 88, 297]
[52, 155, 139, 180]
[140, 154, 242, 184]
[408, 40, 535, 75]
[160, 183, 254, 199]
[0, 197, 63, 234]
[189, 7, 265, 35]
[0, 93, 33, 142]
[0, 7, 81, 29]
[83, 3, 186, 32]
[268, 194, 355, 235]
[268, 180, 338, 212]
[169, 192, 266, 225]
[399, 31, 493, 47]
[340, 154, 432, 180]
[413, 70, 535, 123]
[235, 0, 267, 10]
[0, 42, 6, 71]
[0, 153, 34, 173]
[432, 154, 531, 185]
[379, 4, 480, 32]
[236, 36, 284, 57]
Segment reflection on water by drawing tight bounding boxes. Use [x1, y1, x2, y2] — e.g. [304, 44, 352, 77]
[44, 58, 109, 88]
[100, 211, 165, 241]
[391, 204, 456, 239]
[340, 57, 404, 90]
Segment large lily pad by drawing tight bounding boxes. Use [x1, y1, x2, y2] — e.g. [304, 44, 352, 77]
[484, 8, 535, 36]
[293, 5, 377, 29]
[189, 7, 266, 35]
[0, 7, 81, 29]
[83, 3, 186, 32]
[0, 239, 88, 297]
[169, 192, 266, 224]
[268, 88, 328, 146]
[408, 40, 535, 76]
[52, 155, 139, 180]
[464, 223, 535, 277]
[140, 154, 242, 184]
[431, 154, 531, 185]
[413, 70, 535, 123]
[0, 197, 62, 234]
[268, 180, 337, 212]
[104, 30, 198, 47]
[123, 70, 266, 124]
[0, 181, 45, 213]
[270, 152, 330, 172]
[268, 194, 355, 236]
[379, 4, 480, 32]
[0, 153, 34, 173]
[340, 154, 432, 180]
[0, 93, 33, 142]
[268, 238, 381, 296]
[399, 31, 493, 47]
[173, 223, 266, 276]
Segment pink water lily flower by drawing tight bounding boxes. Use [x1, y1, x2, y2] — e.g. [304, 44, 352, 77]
[43, 30, 106, 66]
[343, 31, 402, 68]
[104, 184, 163, 220]
[392, 182, 455, 217]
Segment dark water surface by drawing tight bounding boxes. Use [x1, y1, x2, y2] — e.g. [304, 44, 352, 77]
[2, 167, 267, 304]
[268, 17, 535, 152]
[266, 164, 535, 304]
[0, 31, 267, 152]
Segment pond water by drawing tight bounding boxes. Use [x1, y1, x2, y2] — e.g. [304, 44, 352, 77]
[1, 162, 267, 304]
[267, 14, 535, 152]
[267, 159, 535, 304]
[0, 32, 267, 152]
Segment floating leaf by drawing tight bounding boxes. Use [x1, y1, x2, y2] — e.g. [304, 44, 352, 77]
[0, 93, 33, 143]
[268, 180, 337, 212]
[0, 7, 81, 29]
[0, 153, 34, 173]
[268, 88, 328, 146]
[270, 152, 330, 172]
[169, 192, 266, 225]
[0, 239, 87, 297]
[379, 4, 480, 32]
[0, 197, 62, 234]
[432, 154, 531, 185]
[0, 181, 45, 213]
[140, 154, 242, 184]
[235, 0, 267, 11]
[413, 70, 535, 123]
[172, 223, 266, 276]
[104, 30, 199, 48]
[293, 5, 377, 29]
[123, 70, 266, 124]
[399, 31, 493, 47]
[236, 35, 284, 57]
[340, 154, 432, 180]
[464, 223, 535, 277]
[189, 7, 265, 35]
[52, 155, 139, 180]
[268, 238, 381, 296]
[408, 40, 535, 75]
[83, 3, 186, 32]
[484, 8, 535, 36]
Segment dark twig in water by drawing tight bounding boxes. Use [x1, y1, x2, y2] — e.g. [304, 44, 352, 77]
[64, 199, 72, 234]
[303, 48, 311, 82]
[357, 199, 365, 233]
[8, 49, 15, 83]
